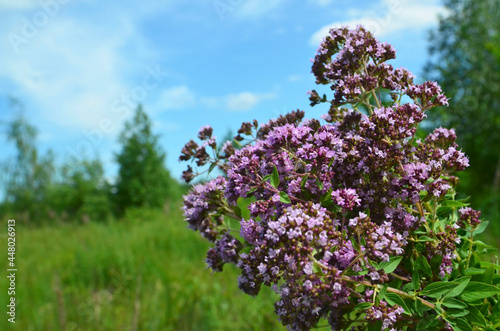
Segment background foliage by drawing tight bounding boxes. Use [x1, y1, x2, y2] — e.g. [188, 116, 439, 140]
[113, 105, 175, 216]
[425, 0, 500, 238]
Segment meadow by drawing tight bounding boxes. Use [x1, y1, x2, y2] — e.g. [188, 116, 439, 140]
[0, 200, 286, 331]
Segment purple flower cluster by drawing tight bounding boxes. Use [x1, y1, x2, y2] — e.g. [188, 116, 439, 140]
[458, 207, 481, 227]
[310, 26, 399, 106]
[206, 232, 243, 272]
[179, 26, 482, 330]
[425, 127, 457, 148]
[182, 176, 227, 242]
[367, 301, 405, 330]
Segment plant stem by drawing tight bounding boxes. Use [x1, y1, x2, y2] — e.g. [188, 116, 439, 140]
[390, 273, 411, 282]
[465, 228, 474, 269]
[371, 90, 382, 108]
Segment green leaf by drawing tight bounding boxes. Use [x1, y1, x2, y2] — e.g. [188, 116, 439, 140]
[446, 308, 469, 317]
[279, 192, 291, 204]
[360, 235, 366, 246]
[369, 259, 380, 269]
[379, 256, 403, 274]
[233, 205, 242, 219]
[247, 186, 258, 194]
[417, 315, 438, 330]
[450, 318, 473, 331]
[473, 221, 489, 235]
[367, 320, 382, 331]
[261, 174, 272, 183]
[415, 298, 424, 317]
[442, 298, 467, 309]
[412, 269, 421, 291]
[444, 277, 471, 298]
[467, 305, 487, 327]
[236, 196, 256, 220]
[473, 240, 497, 252]
[350, 237, 360, 253]
[420, 281, 460, 298]
[208, 162, 217, 174]
[464, 268, 485, 276]
[312, 263, 322, 274]
[319, 190, 333, 207]
[460, 282, 500, 302]
[402, 282, 414, 293]
[389, 278, 403, 291]
[479, 265, 495, 284]
[300, 174, 309, 188]
[270, 166, 280, 188]
[354, 302, 373, 310]
[417, 236, 434, 242]
[316, 178, 324, 191]
[384, 293, 411, 315]
[378, 284, 388, 300]
[416, 255, 432, 279]
[480, 261, 500, 271]
[430, 254, 443, 274]
[442, 200, 469, 208]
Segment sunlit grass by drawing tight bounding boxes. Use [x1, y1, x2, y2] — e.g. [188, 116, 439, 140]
[0, 202, 285, 330]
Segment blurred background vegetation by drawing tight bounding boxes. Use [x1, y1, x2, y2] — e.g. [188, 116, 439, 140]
[0, 105, 285, 330]
[0, 0, 499, 330]
[425, 0, 500, 246]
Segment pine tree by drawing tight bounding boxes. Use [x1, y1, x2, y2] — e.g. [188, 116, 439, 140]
[113, 105, 172, 214]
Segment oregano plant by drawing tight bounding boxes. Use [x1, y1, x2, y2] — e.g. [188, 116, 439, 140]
[178, 26, 500, 330]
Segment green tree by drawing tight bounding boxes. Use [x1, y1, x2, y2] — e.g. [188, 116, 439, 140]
[0, 112, 54, 222]
[113, 105, 172, 214]
[425, 0, 500, 222]
[48, 158, 111, 222]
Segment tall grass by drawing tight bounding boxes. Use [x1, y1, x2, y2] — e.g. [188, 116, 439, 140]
[0, 203, 285, 330]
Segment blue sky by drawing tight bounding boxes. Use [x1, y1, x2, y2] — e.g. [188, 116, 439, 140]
[0, 0, 447, 183]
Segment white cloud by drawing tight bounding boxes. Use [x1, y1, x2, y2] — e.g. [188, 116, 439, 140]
[154, 120, 182, 133]
[288, 74, 302, 82]
[0, 18, 135, 132]
[0, 0, 183, 138]
[0, 2, 176, 136]
[201, 92, 276, 112]
[226, 92, 261, 111]
[310, 0, 447, 46]
[156, 86, 196, 111]
[152, 87, 276, 113]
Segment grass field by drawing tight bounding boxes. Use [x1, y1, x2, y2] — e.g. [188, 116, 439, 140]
[1, 197, 498, 331]
[0, 202, 286, 331]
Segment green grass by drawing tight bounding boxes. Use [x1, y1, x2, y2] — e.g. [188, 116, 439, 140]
[0, 203, 286, 330]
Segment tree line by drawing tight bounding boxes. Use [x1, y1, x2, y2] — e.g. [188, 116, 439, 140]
[0, 105, 183, 224]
